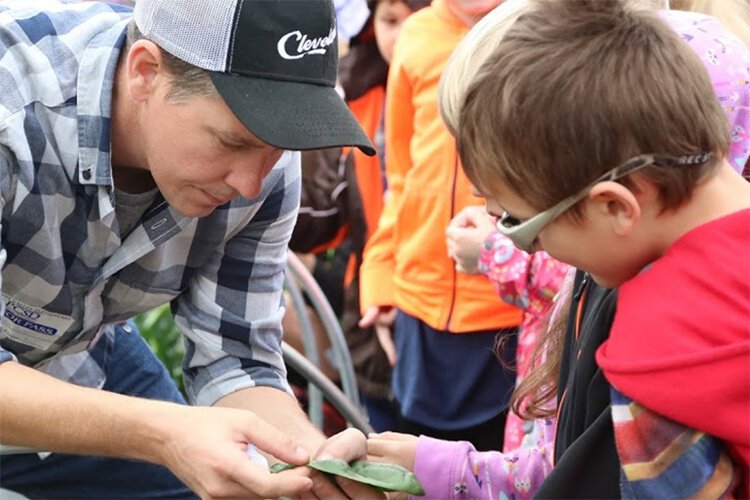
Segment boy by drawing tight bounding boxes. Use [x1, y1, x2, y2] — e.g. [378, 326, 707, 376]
[458, 0, 749, 496]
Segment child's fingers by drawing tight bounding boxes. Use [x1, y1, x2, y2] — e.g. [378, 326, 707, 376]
[368, 431, 414, 441]
[374, 326, 397, 366]
[367, 432, 416, 458]
[359, 306, 380, 328]
[367, 437, 395, 457]
[366, 438, 402, 461]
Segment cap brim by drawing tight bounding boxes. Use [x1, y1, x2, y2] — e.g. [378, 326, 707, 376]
[210, 72, 375, 156]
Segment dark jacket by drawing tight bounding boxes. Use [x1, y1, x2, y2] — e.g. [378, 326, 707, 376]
[535, 271, 621, 498]
[288, 28, 393, 398]
[289, 146, 392, 399]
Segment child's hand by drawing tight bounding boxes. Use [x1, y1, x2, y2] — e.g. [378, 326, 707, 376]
[367, 432, 419, 472]
[446, 205, 496, 274]
[359, 306, 398, 365]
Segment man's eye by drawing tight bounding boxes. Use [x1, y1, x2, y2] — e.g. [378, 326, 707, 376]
[221, 140, 242, 149]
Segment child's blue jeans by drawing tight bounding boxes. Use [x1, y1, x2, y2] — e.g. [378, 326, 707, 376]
[0, 322, 195, 498]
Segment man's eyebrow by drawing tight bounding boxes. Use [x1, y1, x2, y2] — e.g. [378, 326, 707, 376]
[205, 125, 259, 147]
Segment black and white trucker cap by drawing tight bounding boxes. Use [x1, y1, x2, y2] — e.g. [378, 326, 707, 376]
[134, 0, 375, 155]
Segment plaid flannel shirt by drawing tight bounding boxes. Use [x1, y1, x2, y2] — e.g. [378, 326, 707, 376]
[0, 0, 301, 405]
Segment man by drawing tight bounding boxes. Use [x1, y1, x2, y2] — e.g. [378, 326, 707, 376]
[0, 0, 379, 498]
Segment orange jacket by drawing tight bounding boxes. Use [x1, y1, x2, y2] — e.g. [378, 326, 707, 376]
[349, 85, 386, 245]
[359, 0, 522, 332]
[339, 85, 386, 288]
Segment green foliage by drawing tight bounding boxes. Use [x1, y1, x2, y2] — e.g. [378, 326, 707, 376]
[134, 304, 185, 393]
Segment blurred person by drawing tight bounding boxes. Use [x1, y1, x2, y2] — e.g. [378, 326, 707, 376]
[289, 0, 430, 433]
[359, 0, 523, 452]
[670, 0, 750, 178]
[445, 204, 569, 451]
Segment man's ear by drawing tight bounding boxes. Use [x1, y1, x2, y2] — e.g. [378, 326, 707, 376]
[125, 39, 166, 102]
[587, 181, 641, 237]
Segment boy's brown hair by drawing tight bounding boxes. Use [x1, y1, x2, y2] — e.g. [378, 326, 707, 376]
[458, 0, 730, 217]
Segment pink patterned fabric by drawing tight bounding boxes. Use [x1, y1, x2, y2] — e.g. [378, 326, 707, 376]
[413, 417, 556, 500]
[661, 10, 750, 178]
[477, 231, 570, 451]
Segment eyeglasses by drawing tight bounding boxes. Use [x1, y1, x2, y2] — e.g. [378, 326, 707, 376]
[495, 152, 713, 253]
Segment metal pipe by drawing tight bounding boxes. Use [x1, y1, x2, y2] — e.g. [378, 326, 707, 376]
[282, 342, 373, 434]
[284, 266, 324, 428]
[286, 252, 361, 409]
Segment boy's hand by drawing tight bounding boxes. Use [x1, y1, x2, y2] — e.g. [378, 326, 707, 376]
[445, 205, 496, 274]
[366, 432, 419, 472]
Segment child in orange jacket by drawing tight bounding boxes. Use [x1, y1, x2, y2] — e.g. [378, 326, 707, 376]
[359, 0, 522, 450]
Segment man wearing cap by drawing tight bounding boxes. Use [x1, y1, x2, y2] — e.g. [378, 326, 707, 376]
[0, 0, 378, 498]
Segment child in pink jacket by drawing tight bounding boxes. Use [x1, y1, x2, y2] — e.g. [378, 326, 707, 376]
[446, 204, 569, 451]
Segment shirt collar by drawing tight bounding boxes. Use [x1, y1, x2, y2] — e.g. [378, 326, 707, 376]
[76, 19, 129, 188]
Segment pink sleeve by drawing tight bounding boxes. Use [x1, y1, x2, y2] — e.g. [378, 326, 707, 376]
[412, 418, 556, 499]
[478, 231, 570, 318]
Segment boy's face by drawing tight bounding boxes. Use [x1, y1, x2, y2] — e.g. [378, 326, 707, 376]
[481, 180, 656, 288]
[141, 91, 284, 218]
[374, 0, 414, 64]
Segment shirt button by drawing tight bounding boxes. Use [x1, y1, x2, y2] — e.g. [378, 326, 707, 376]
[82, 169, 92, 181]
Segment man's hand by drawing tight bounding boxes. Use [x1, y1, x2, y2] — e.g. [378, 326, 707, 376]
[366, 432, 418, 472]
[282, 428, 385, 499]
[445, 205, 496, 274]
[156, 405, 313, 499]
[359, 306, 397, 365]
[0, 363, 312, 499]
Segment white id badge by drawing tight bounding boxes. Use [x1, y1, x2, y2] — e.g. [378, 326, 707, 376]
[0, 294, 75, 350]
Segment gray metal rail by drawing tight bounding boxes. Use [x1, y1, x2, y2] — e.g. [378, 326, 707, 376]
[282, 342, 373, 434]
[284, 265, 324, 429]
[285, 252, 361, 409]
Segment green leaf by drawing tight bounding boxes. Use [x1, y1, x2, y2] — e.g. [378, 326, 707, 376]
[271, 459, 425, 495]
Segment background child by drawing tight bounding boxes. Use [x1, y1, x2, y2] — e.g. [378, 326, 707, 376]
[670, 0, 750, 179]
[358, 0, 522, 452]
[445, 199, 569, 452]
[288, 0, 429, 433]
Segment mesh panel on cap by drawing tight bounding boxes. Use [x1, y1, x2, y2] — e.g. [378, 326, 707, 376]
[134, 0, 238, 72]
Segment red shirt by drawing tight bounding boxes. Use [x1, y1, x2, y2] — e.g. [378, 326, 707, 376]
[597, 209, 750, 495]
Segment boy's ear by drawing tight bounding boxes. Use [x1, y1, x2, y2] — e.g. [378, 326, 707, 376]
[125, 39, 167, 102]
[587, 181, 641, 237]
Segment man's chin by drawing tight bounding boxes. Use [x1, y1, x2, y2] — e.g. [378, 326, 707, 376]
[173, 203, 216, 218]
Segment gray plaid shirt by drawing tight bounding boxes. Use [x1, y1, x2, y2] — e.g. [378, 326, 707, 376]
[0, 0, 300, 405]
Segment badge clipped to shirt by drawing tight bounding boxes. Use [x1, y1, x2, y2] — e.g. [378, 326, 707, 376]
[0, 293, 74, 350]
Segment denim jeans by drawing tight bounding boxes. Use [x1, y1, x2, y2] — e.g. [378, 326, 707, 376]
[0, 322, 195, 499]
[359, 394, 399, 433]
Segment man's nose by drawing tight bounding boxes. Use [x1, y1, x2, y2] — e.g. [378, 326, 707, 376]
[226, 149, 283, 199]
